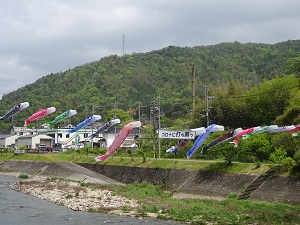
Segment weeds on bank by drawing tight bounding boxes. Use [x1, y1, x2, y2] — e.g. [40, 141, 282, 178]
[18, 173, 28, 179]
[1, 151, 274, 175]
[104, 181, 300, 225]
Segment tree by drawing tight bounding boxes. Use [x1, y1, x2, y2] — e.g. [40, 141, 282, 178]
[237, 135, 274, 162]
[245, 75, 298, 126]
[287, 53, 300, 76]
[275, 106, 300, 125]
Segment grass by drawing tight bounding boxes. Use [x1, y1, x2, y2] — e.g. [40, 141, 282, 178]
[91, 181, 300, 224]
[0, 150, 275, 175]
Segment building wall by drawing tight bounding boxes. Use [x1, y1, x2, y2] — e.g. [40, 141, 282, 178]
[16, 137, 33, 149]
[0, 139, 5, 148]
[0, 135, 18, 148]
[5, 135, 18, 147]
[32, 135, 52, 149]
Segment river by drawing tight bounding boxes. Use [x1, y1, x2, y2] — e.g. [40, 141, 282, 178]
[0, 175, 184, 225]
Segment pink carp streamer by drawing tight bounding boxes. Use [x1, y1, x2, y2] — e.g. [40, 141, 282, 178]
[24, 107, 56, 126]
[231, 126, 261, 147]
[95, 121, 141, 162]
[288, 124, 300, 133]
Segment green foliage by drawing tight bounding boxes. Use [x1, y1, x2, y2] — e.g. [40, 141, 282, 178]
[18, 173, 29, 179]
[218, 143, 238, 164]
[248, 76, 298, 124]
[209, 81, 250, 128]
[270, 132, 300, 159]
[1, 41, 300, 132]
[294, 150, 300, 166]
[66, 194, 73, 199]
[287, 53, 300, 76]
[269, 147, 295, 169]
[110, 181, 300, 224]
[275, 105, 300, 125]
[237, 135, 274, 162]
[18, 146, 26, 150]
[196, 75, 299, 128]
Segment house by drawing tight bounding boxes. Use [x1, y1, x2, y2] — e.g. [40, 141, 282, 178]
[3, 123, 145, 151]
[16, 134, 53, 150]
[0, 134, 19, 148]
[40, 128, 96, 150]
[99, 127, 141, 150]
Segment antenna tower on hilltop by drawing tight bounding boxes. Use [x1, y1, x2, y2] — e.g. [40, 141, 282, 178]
[122, 33, 125, 56]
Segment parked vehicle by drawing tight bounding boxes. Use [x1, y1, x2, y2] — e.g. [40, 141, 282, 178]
[38, 144, 47, 151]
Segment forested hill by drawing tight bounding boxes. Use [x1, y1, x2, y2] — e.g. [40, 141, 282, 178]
[1, 40, 300, 131]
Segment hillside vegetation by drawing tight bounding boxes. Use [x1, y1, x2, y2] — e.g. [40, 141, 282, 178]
[1, 40, 300, 130]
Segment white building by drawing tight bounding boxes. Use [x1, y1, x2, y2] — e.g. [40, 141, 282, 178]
[0, 134, 19, 148]
[2, 124, 143, 151]
[102, 127, 140, 149]
[16, 134, 53, 150]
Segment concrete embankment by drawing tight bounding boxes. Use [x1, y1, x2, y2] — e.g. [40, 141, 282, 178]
[0, 160, 122, 185]
[1, 160, 300, 205]
[78, 163, 300, 205]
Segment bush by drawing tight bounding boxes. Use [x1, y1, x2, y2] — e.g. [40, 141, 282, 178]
[66, 194, 73, 199]
[18, 174, 29, 179]
[269, 147, 295, 170]
[294, 149, 300, 166]
[270, 133, 300, 158]
[237, 135, 274, 162]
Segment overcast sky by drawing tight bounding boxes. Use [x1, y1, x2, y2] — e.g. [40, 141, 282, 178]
[1, 0, 300, 98]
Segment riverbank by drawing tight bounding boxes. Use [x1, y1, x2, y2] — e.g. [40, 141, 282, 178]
[14, 176, 300, 225]
[2, 160, 300, 224]
[10, 177, 141, 215]
[0, 175, 183, 225]
[1, 159, 300, 205]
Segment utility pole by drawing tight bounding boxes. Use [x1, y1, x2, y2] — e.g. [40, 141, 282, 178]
[150, 99, 156, 158]
[203, 85, 215, 127]
[191, 66, 196, 118]
[150, 95, 161, 158]
[157, 94, 161, 158]
[83, 104, 88, 148]
[113, 100, 118, 137]
[138, 103, 146, 147]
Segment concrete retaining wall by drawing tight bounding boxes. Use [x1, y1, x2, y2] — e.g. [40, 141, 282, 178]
[0, 160, 122, 185]
[1, 160, 299, 205]
[78, 163, 300, 205]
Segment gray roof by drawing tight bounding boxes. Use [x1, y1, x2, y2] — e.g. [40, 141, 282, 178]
[0, 134, 17, 139]
[17, 134, 52, 139]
